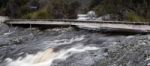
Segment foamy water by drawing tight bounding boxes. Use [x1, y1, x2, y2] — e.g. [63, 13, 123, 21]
[6, 45, 99, 66]
[0, 25, 100, 66]
[43, 35, 85, 48]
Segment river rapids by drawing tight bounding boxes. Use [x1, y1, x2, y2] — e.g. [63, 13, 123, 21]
[0, 23, 150, 66]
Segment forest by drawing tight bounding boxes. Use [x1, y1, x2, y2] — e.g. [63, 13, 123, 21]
[0, 0, 150, 21]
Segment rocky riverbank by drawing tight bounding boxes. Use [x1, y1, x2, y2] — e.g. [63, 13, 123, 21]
[92, 35, 150, 66]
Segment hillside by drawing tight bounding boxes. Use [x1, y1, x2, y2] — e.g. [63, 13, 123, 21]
[0, 0, 150, 21]
[90, 0, 150, 21]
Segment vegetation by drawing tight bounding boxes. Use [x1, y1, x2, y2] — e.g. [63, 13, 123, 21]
[90, 0, 150, 21]
[0, 0, 81, 19]
[0, 0, 150, 21]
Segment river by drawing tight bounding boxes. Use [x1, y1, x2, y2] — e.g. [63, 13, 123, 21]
[0, 23, 150, 66]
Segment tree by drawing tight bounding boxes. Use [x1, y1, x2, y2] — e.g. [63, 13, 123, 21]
[90, 0, 150, 21]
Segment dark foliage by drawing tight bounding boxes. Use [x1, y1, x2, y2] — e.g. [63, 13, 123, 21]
[89, 0, 150, 21]
[0, 0, 150, 21]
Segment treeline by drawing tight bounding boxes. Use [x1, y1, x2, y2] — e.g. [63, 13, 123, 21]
[90, 0, 150, 21]
[0, 0, 82, 19]
[0, 0, 150, 21]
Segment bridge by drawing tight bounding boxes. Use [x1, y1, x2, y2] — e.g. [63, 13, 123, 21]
[3, 19, 150, 33]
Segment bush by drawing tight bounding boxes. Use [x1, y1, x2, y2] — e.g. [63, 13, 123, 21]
[22, 7, 52, 19]
[126, 11, 144, 22]
[31, 11, 50, 19]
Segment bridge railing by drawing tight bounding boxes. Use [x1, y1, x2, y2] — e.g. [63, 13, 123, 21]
[4, 19, 150, 25]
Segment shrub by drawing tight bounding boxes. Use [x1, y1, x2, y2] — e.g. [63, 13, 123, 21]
[126, 11, 144, 22]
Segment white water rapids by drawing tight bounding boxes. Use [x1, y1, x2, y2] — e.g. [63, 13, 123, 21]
[0, 20, 104, 66]
[3, 32, 99, 66]
[6, 46, 99, 66]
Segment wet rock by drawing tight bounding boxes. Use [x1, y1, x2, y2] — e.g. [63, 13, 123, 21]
[52, 49, 104, 66]
[92, 35, 150, 66]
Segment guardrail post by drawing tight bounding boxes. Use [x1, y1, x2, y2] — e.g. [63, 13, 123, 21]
[29, 24, 32, 30]
[69, 21, 71, 27]
[0, 20, 1, 24]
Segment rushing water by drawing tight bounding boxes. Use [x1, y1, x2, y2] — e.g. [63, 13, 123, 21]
[0, 24, 109, 66]
[6, 46, 99, 66]
[1, 23, 148, 66]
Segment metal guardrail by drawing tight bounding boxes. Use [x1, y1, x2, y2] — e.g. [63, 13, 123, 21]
[4, 19, 150, 25]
